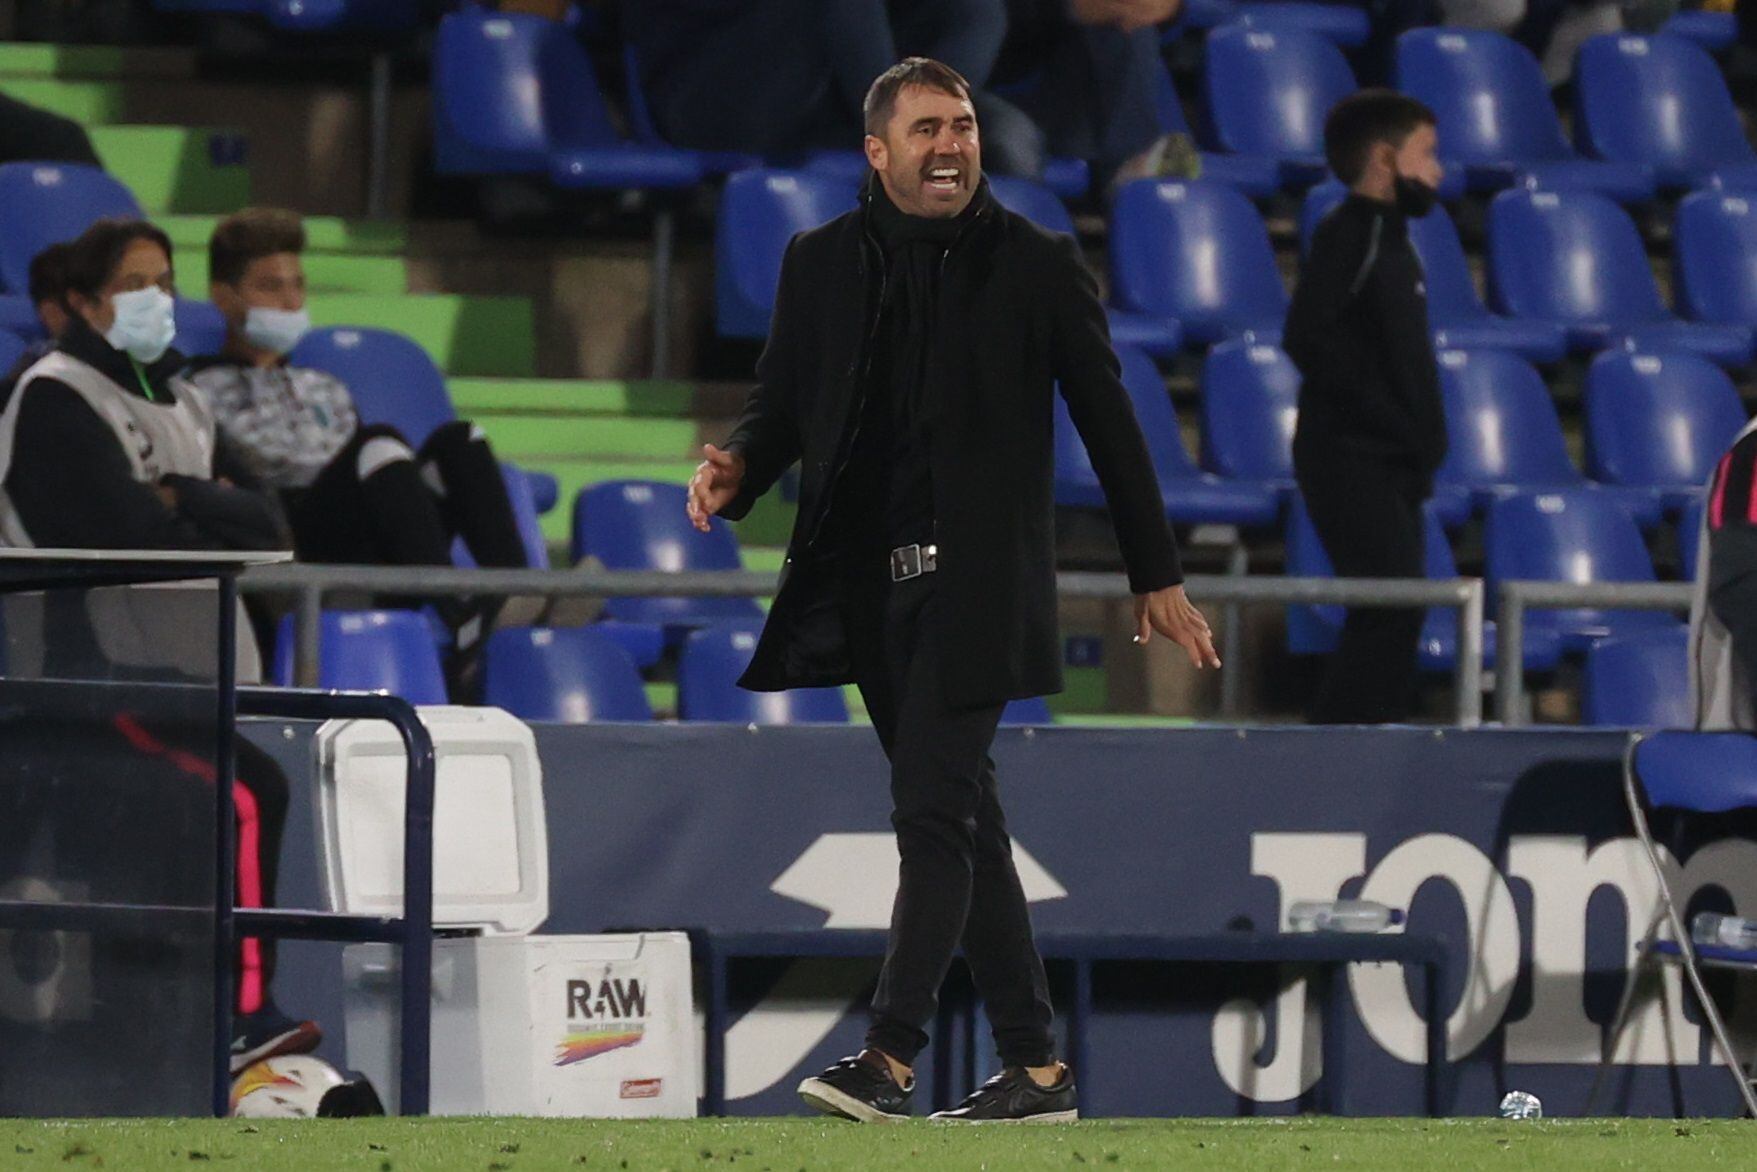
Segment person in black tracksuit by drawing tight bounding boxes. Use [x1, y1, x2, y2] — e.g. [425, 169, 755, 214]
[687, 58, 1219, 1125]
[1284, 91, 1448, 724]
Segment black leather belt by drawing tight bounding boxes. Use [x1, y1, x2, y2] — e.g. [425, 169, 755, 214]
[889, 542, 938, 582]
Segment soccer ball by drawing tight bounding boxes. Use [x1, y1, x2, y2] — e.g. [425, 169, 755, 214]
[230, 1055, 346, 1118]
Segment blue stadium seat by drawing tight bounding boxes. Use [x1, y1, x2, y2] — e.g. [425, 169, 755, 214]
[1299, 181, 1567, 361]
[1176, 0, 1371, 44]
[1150, 60, 1281, 196]
[1675, 190, 1757, 332]
[289, 326, 456, 446]
[619, 43, 761, 177]
[1487, 189, 1754, 364]
[1681, 495, 1706, 579]
[1431, 348, 1664, 527]
[432, 9, 703, 193]
[986, 175, 1183, 358]
[1204, 26, 1356, 190]
[483, 626, 652, 723]
[0, 162, 142, 294]
[571, 480, 764, 638]
[1284, 497, 1564, 670]
[269, 609, 448, 703]
[1575, 34, 1757, 192]
[1661, 9, 1739, 51]
[1199, 336, 1299, 500]
[171, 299, 227, 359]
[0, 295, 37, 338]
[1485, 490, 1678, 653]
[0, 330, 25, 376]
[1583, 626, 1693, 727]
[587, 619, 666, 669]
[1110, 179, 1288, 345]
[1396, 29, 1655, 201]
[715, 169, 858, 339]
[1001, 696, 1054, 725]
[1055, 344, 1281, 526]
[1585, 350, 1746, 514]
[260, 0, 420, 35]
[678, 624, 848, 724]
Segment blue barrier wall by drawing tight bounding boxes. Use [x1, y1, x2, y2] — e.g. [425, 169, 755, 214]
[252, 723, 1754, 1119]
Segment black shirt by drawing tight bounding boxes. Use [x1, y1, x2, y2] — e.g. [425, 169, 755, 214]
[1284, 193, 1447, 492]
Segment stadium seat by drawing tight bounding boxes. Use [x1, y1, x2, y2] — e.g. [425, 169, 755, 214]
[1055, 343, 1281, 526]
[433, 10, 704, 191]
[1431, 348, 1664, 527]
[571, 480, 764, 638]
[451, 463, 552, 571]
[986, 175, 1183, 358]
[1680, 496, 1706, 579]
[1299, 181, 1568, 362]
[483, 626, 653, 723]
[619, 43, 761, 177]
[1150, 61, 1281, 196]
[1283, 497, 1564, 670]
[1583, 626, 1692, 727]
[1584, 350, 1746, 514]
[1110, 179, 1288, 345]
[1203, 25, 1357, 190]
[1176, 0, 1372, 45]
[1199, 336, 1299, 499]
[715, 169, 858, 339]
[1485, 490, 1678, 653]
[1661, 9, 1739, 52]
[1487, 189, 1754, 364]
[290, 326, 456, 446]
[677, 624, 849, 724]
[587, 619, 666, 669]
[0, 330, 24, 376]
[171, 299, 227, 359]
[0, 162, 142, 294]
[269, 609, 448, 703]
[1675, 191, 1757, 332]
[1575, 34, 1757, 192]
[0, 295, 37, 338]
[1395, 29, 1656, 201]
[260, 0, 421, 35]
[1001, 696, 1054, 725]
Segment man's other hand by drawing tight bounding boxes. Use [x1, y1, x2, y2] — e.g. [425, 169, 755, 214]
[1133, 584, 1222, 669]
[686, 443, 747, 533]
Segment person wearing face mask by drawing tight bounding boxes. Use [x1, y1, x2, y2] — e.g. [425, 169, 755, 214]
[182, 208, 529, 694]
[1284, 91, 1448, 725]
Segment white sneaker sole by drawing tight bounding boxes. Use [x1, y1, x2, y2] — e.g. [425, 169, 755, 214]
[797, 1077, 910, 1124]
[929, 1109, 1080, 1124]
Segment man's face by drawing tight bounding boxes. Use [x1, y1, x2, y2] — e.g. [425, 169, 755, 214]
[864, 84, 981, 219]
[212, 251, 306, 331]
[73, 238, 173, 335]
[1392, 122, 1443, 191]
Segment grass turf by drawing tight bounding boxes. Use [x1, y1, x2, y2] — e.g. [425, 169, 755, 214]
[0, 1117, 1749, 1171]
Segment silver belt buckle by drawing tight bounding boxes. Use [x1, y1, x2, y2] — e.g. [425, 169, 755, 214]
[889, 543, 937, 582]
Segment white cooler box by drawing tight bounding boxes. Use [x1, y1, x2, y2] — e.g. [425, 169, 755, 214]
[343, 932, 695, 1117]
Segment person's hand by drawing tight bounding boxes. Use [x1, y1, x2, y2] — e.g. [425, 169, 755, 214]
[154, 482, 179, 510]
[1133, 584, 1221, 669]
[686, 443, 746, 533]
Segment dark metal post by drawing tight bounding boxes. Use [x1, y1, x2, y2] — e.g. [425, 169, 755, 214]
[211, 576, 239, 1117]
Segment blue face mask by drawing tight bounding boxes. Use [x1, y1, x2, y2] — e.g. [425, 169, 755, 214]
[104, 287, 176, 365]
[243, 306, 311, 356]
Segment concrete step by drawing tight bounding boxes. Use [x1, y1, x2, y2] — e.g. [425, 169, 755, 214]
[0, 43, 197, 80]
[161, 213, 409, 256]
[90, 124, 248, 214]
[449, 378, 746, 419]
[307, 292, 537, 378]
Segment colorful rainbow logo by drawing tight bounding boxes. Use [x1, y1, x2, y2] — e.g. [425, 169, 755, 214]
[554, 1026, 645, 1067]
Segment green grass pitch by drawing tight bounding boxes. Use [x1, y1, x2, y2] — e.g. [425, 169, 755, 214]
[0, 1117, 1751, 1171]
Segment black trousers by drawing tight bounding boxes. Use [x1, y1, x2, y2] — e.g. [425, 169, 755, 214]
[1300, 466, 1427, 724]
[841, 563, 1056, 1069]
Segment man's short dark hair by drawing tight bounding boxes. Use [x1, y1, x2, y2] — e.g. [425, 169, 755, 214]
[863, 57, 973, 138]
[28, 241, 73, 309]
[1323, 89, 1437, 185]
[63, 217, 174, 301]
[209, 206, 305, 287]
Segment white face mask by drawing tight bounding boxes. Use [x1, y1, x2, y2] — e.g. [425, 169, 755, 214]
[243, 306, 311, 356]
[104, 286, 177, 365]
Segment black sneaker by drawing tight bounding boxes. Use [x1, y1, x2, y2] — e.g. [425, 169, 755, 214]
[930, 1066, 1079, 1123]
[230, 1004, 323, 1075]
[797, 1055, 914, 1123]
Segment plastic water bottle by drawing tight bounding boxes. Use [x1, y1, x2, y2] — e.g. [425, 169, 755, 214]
[1499, 1091, 1543, 1119]
[1692, 912, 1757, 950]
[1287, 900, 1406, 933]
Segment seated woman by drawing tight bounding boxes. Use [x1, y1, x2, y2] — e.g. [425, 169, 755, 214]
[0, 217, 319, 1073]
[182, 207, 529, 693]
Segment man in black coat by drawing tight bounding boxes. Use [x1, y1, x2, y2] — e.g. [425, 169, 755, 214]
[686, 57, 1218, 1124]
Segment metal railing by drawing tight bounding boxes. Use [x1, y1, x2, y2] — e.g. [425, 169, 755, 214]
[238, 563, 1488, 728]
[1494, 580, 1695, 726]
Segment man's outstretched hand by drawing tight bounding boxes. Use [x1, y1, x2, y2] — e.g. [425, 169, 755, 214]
[686, 443, 746, 533]
[1133, 584, 1221, 669]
